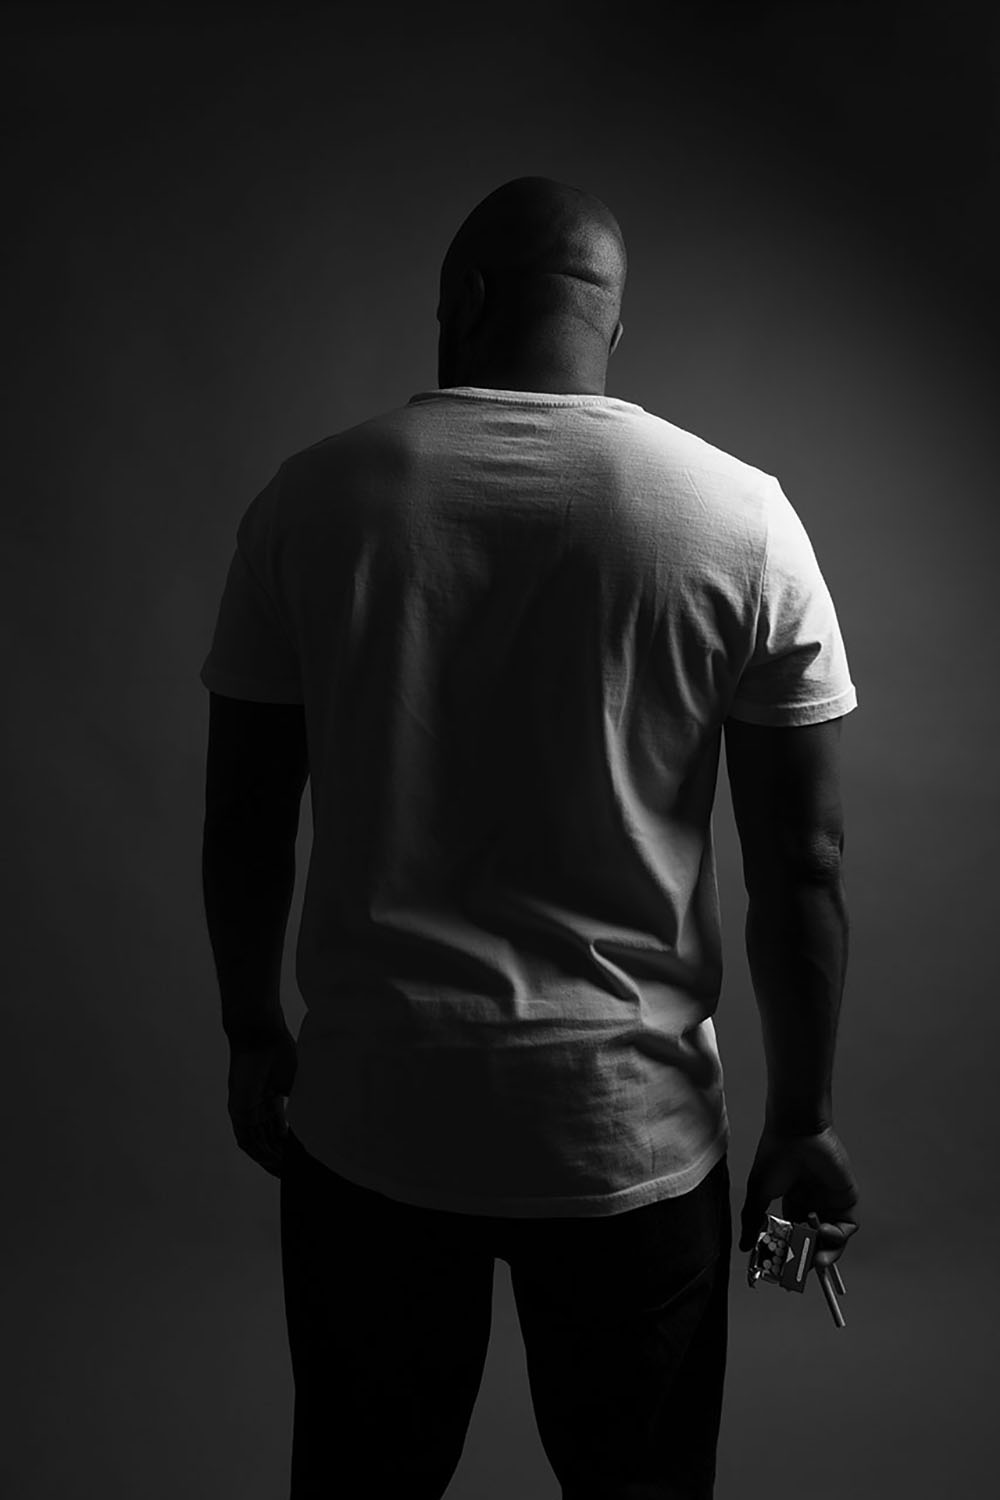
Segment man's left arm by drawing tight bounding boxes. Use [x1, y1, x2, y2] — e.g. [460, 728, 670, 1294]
[202, 692, 309, 1049]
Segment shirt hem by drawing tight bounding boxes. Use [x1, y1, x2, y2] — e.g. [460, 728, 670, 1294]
[282, 1120, 731, 1218]
[200, 665, 304, 705]
[727, 682, 857, 727]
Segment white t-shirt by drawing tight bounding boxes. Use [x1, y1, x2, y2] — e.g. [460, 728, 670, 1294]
[201, 386, 858, 1217]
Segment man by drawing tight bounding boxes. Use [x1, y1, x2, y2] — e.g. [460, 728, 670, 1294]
[202, 175, 861, 1500]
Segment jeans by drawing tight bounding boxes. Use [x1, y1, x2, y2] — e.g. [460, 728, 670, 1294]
[280, 1128, 732, 1500]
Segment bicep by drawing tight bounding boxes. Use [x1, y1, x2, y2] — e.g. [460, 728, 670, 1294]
[724, 715, 845, 881]
[205, 693, 309, 826]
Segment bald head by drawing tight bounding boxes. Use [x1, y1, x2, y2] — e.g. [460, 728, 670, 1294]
[437, 176, 627, 396]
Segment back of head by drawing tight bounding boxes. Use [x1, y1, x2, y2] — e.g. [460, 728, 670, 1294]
[439, 176, 628, 375]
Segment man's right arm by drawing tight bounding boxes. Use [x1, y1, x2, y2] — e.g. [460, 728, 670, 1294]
[724, 716, 849, 1135]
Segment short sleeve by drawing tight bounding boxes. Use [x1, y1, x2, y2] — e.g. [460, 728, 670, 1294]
[729, 479, 858, 727]
[199, 467, 304, 705]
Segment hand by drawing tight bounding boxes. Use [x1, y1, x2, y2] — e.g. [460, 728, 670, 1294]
[738, 1124, 861, 1271]
[227, 1027, 298, 1178]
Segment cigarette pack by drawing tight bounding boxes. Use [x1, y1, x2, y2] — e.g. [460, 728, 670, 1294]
[746, 1213, 818, 1293]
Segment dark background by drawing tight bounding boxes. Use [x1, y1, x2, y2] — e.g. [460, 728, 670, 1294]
[5, 3, 998, 1496]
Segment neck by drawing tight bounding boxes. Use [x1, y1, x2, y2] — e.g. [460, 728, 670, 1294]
[441, 362, 609, 396]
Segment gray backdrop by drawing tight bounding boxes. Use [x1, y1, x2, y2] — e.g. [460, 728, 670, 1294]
[5, 3, 997, 1497]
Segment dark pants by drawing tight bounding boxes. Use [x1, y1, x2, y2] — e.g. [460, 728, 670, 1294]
[280, 1128, 731, 1500]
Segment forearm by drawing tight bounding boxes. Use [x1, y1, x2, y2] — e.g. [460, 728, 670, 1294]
[745, 871, 849, 1135]
[202, 829, 297, 1048]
